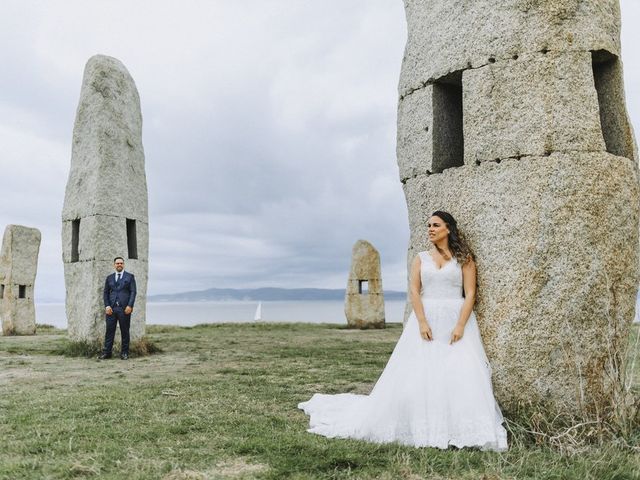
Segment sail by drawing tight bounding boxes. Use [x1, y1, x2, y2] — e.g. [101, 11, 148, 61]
[254, 301, 262, 321]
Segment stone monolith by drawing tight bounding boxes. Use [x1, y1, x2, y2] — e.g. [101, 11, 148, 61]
[62, 54, 148, 346]
[398, 0, 639, 418]
[345, 240, 385, 329]
[0, 225, 41, 335]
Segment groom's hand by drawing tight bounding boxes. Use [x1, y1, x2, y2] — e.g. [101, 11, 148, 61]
[124, 306, 132, 315]
[105, 306, 113, 315]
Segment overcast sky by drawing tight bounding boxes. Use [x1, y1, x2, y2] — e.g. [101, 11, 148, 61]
[0, 1, 639, 302]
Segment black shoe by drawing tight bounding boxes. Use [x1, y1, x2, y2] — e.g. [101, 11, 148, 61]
[120, 353, 129, 360]
[98, 353, 112, 360]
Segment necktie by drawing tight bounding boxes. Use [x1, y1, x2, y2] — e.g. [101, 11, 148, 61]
[116, 273, 121, 283]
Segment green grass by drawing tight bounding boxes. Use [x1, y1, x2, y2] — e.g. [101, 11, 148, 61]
[0, 323, 638, 479]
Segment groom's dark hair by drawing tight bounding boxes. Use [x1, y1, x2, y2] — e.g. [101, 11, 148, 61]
[113, 256, 125, 263]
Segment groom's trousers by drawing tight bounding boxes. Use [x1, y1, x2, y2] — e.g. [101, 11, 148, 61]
[103, 306, 131, 355]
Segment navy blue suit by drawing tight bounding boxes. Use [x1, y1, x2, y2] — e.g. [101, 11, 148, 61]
[102, 271, 137, 355]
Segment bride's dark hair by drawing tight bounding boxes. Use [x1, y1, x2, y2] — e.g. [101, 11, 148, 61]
[430, 210, 473, 265]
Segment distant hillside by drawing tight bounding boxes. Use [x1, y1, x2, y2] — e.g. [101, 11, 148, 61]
[148, 287, 407, 302]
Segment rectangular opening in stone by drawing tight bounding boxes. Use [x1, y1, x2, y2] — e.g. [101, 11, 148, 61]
[358, 280, 369, 295]
[592, 50, 634, 159]
[432, 71, 464, 173]
[0, 284, 4, 298]
[127, 218, 138, 260]
[71, 219, 80, 263]
[18, 285, 26, 299]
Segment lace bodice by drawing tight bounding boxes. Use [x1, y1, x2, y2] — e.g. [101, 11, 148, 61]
[418, 251, 463, 299]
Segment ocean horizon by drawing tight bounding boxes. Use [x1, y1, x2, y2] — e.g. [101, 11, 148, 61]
[36, 299, 407, 329]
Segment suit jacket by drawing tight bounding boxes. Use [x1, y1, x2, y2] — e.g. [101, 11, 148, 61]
[103, 271, 137, 309]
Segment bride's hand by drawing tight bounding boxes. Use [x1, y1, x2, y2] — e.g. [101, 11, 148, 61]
[450, 324, 465, 344]
[419, 321, 433, 341]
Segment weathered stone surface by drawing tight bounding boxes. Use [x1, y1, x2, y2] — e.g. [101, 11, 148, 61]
[398, 53, 637, 183]
[345, 240, 385, 329]
[591, 53, 638, 160]
[402, 153, 639, 413]
[397, 80, 466, 180]
[62, 55, 148, 345]
[400, 0, 621, 96]
[463, 51, 605, 164]
[397, 86, 434, 180]
[398, 1, 639, 418]
[0, 225, 41, 335]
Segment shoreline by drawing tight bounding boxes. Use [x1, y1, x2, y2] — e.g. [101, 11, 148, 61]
[34, 299, 408, 329]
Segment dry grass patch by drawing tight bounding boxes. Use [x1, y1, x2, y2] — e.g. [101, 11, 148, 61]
[0, 322, 637, 479]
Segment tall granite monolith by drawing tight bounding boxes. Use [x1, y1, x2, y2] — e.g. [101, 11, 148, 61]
[397, 1, 638, 418]
[62, 55, 148, 346]
[0, 225, 41, 335]
[345, 240, 385, 329]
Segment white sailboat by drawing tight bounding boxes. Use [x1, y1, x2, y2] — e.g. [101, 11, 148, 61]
[254, 301, 262, 321]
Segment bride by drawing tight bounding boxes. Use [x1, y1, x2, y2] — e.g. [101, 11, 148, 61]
[298, 211, 507, 450]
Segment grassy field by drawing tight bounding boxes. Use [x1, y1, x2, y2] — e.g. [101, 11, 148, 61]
[0, 322, 638, 480]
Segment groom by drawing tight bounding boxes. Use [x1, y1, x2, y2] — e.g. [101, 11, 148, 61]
[99, 256, 137, 360]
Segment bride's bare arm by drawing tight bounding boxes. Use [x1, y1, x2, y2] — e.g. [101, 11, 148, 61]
[410, 255, 432, 341]
[450, 257, 477, 344]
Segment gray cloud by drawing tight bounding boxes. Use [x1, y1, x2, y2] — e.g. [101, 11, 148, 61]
[1, 1, 638, 303]
[0, 0, 409, 301]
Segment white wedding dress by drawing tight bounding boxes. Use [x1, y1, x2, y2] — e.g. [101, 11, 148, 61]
[298, 251, 508, 450]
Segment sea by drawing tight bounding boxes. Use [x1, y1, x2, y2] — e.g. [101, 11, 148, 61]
[36, 300, 408, 329]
